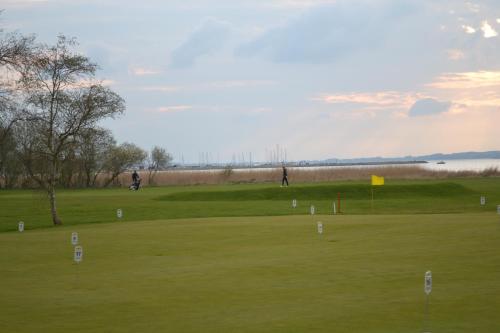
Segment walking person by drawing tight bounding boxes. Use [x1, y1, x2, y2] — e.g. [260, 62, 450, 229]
[281, 165, 289, 187]
[132, 170, 139, 183]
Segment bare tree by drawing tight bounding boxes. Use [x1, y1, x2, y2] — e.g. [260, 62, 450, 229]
[102, 142, 146, 187]
[17, 35, 124, 225]
[0, 16, 36, 188]
[0, 16, 35, 146]
[0, 101, 22, 184]
[76, 127, 116, 187]
[147, 146, 172, 185]
[0, 123, 22, 188]
[0, 29, 34, 68]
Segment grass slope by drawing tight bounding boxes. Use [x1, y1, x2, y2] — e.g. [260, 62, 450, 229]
[158, 182, 475, 201]
[1, 214, 499, 332]
[0, 178, 499, 232]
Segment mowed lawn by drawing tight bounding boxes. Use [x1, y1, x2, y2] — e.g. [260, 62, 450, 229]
[1, 214, 500, 332]
[1, 178, 500, 232]
[1, 178, 500, 332]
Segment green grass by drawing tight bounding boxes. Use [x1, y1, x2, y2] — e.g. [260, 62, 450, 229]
[1, 214, 499, 332]
[159, 182, 476, 201]
[1, 178, 500, 332]
[1, 178, 499, 232]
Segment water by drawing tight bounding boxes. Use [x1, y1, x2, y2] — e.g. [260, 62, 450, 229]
[284, 159, 500, 172]
[261, 159, 500, 172]
[170, 159, 500, 173]
[421, 159, 500, 172]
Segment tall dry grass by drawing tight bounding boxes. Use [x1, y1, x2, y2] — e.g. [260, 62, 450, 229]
[107, 165, 500, 187]
[2, 166, 497, 189]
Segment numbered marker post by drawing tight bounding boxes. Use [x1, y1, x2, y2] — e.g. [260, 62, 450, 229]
[292, 199, 297, 208]
[423, 271, 432, 333]
[480, 196, 486, 206]
[18, 221, 24, 232]
[117, 209, 123, 219]
[74, 246, 83, 264]
[425, 271, 432, 295]
[317, 222, 323, 235]
[310, 205, 315, 215]
[71, 232, 78, 246]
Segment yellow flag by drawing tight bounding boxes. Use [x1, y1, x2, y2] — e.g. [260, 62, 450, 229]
[371, 175, 384, 186]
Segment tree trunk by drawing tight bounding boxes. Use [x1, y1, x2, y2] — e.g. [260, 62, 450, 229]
[86, 169, 92, 187]
[148, 169, 154, 186]
[48, 184, 62, 225]
[103, 172, 120, 187]
[92, 172, 99, 187]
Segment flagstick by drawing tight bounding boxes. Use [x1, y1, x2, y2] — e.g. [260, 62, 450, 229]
[371, 187, 374, 211]
[337, 192, 341, 214]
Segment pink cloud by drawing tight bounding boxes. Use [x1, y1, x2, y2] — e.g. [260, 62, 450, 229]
[315, 91, 422, 110]
[154, 105, 193, 113]
[426, 71, 500, 89]
[129, 67, 162, 76]
[140, 85, 183, 92]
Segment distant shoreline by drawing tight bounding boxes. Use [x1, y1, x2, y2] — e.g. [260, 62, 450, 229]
[121, 160, 500, 187]
[168, 160, 428, 171]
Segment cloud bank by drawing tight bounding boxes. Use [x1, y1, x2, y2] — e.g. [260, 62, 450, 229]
[408, 98, 451, 117]
[235, 2, 422, 64]
[170, 18, 231, 68]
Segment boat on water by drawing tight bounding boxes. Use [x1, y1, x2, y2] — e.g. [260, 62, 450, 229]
[437, 161, 446, 164]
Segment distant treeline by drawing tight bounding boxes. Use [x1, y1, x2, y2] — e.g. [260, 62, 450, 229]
[0, 17, 175, 224]
[0, 21, 173, 191]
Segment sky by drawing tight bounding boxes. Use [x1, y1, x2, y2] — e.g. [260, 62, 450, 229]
[1, 0, 500, 163]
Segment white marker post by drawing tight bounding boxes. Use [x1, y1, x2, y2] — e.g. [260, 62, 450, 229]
[333, 202, 337, 215]
[310, 205, 315, 215]
[425, 271, 432, 295]
[292, 199, 297, 209]
[497, 205, 500, 215]
[74, 246, 83, 264]
[423, 271, 432, 333]
[317, 222, 323, 235]
[117, 208, 123, 219]
[18, 221, 24, 232]
[480, 196, 486, 206]
[71, 232, 78, 246]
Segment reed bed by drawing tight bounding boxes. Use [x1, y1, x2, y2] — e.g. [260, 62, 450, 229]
[110, 165, 500, 187]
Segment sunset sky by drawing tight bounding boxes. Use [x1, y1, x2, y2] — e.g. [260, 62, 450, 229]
[2, 0, 500, 163]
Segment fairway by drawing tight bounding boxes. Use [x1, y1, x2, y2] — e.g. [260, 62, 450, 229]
[1, 178, 500, 232]
[1, 213, 500, 332]
[3, 2, 500, 331]
[1, 179, 500, 332]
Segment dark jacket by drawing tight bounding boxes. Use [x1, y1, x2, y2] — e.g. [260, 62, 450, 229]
[132, 171, 139, 182]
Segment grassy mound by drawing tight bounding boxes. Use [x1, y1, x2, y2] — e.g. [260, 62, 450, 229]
[158, 182, 476, 201]
[1, 178, 498, 232]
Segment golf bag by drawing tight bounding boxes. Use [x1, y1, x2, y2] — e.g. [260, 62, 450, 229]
[129, 178, 141, 191]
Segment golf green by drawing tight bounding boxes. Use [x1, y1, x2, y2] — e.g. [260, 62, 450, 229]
[1, 213, 499, 332]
